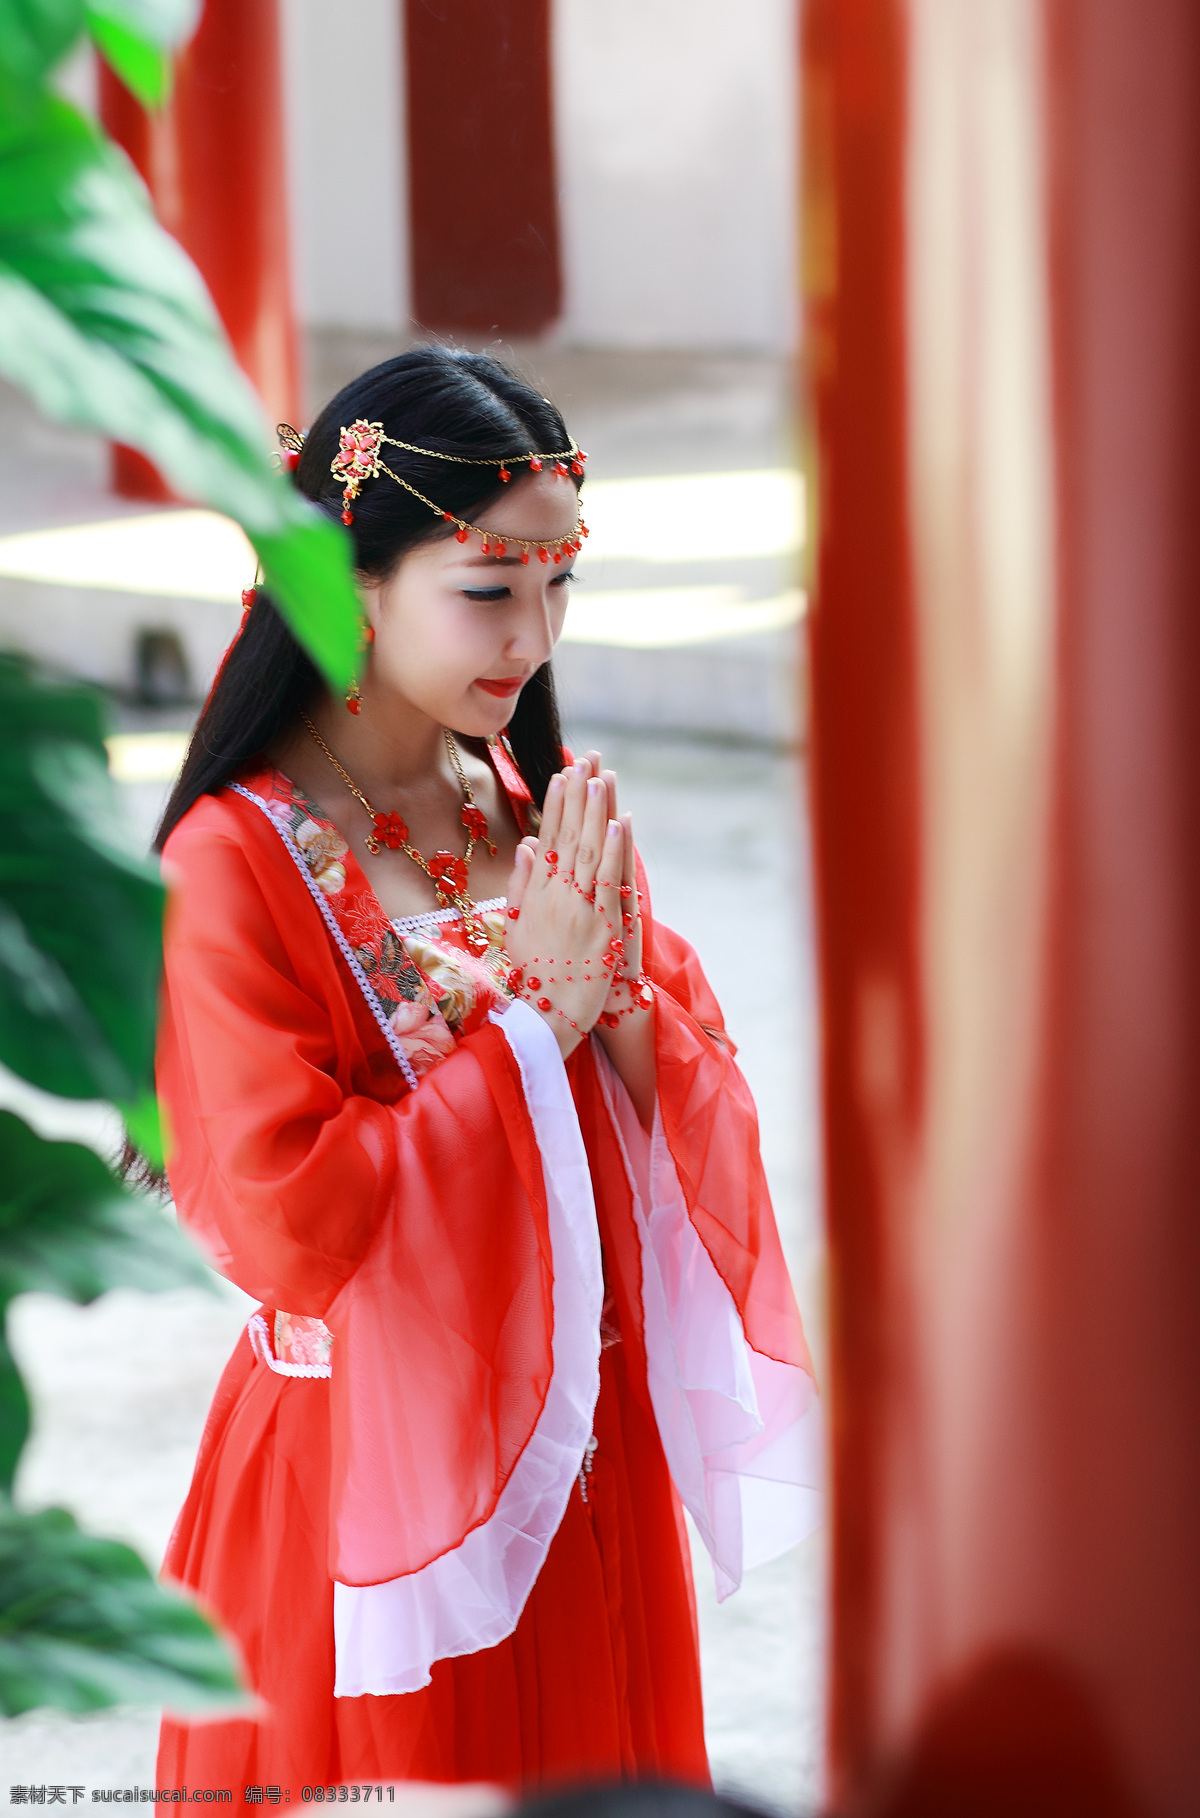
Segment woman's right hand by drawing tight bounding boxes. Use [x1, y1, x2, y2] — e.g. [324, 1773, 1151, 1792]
[503, 761, 626, 1057]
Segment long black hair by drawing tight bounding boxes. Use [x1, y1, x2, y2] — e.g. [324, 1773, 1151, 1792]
[155, 347, 575, 853]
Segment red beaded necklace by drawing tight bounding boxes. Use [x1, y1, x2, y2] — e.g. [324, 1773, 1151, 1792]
[301, 714, 496, 952]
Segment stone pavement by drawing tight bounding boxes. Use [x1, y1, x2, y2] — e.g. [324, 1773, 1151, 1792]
[0, 720, 827, 1814]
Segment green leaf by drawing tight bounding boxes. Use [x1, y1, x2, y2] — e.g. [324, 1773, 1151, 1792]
[0, 93, 358, 686]
[0, 0, 198, 116]
[83, 14, 168, 107]
[83, 0, 199, 108]
[0, 1327, 29, 1499]
[0, 0, 84, 121]
[0, 1111, 211, 1306]
[254, 517, 369, 693]
[0, 656, 164, 1102]
[86, 0, 196, 44]
[0, 1503, 246, 1715]
[117, 1089, 162, 1170]
[0, 1109, 212, 1489]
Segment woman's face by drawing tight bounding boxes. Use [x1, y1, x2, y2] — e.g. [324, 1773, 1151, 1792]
[359, 470, 580, 735]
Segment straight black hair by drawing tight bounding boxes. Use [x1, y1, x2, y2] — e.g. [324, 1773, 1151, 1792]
[155, 346, 575, 853]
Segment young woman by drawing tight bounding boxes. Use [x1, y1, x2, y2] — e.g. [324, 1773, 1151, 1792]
[153, 348, 821, 1792]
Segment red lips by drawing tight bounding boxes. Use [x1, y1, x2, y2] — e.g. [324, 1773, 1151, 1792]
[474, 676, 526, 697]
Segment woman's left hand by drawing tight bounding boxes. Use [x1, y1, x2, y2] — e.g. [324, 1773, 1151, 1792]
[575, 752, 654, 1126]
[576, 751, 643, 1000]
[512, 753, 654, 1119]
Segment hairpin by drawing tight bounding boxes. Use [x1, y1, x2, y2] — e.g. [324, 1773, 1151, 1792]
[330, 419, 588, 564]
[276, 422, 306, 474]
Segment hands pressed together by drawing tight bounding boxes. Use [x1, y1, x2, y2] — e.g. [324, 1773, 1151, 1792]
[503, 752, 650, 1059]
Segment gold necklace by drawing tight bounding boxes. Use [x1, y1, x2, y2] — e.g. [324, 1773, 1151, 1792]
[301, 715, 497, 952]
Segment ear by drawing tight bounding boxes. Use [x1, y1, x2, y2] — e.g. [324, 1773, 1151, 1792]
[356, 573, 384, 631]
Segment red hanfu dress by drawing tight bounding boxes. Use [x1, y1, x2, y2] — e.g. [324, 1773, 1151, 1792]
[154, 749, 822, 1792]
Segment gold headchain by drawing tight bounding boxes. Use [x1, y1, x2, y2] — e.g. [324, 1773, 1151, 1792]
[317, 419, 589, 565]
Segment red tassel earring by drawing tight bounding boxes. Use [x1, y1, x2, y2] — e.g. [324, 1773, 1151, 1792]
[346, 621, 374, 714]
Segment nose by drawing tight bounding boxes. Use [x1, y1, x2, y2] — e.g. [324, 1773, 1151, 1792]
[505, 591, 559, 670]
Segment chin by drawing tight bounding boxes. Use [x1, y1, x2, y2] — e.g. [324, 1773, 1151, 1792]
[448, 695, 515, 739]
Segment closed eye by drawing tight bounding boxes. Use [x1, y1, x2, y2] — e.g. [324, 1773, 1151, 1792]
[462, 571, 576, 603]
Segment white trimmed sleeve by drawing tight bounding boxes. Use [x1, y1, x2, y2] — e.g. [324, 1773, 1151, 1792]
[332, 1000, 603, 1696]
[595, 1045, 824, 1601]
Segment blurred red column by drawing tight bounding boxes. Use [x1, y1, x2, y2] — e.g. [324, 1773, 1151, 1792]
[405, 0, 561, 336]
[99, 0, 299, 499]
[804, 0, 1200, 1812]
[801, 0, 922, 1795]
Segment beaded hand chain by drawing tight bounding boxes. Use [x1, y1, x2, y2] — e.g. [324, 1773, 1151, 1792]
[277, 420, 590, 567]
[301, 714, 496, 953]
[505, 858, 653, 1035]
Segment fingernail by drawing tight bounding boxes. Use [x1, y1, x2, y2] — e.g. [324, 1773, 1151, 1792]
[607, 820, 621, 839]
[548, 774, 563, 792]
[587, 777, 601, 795]
[574, 761, 588, 775]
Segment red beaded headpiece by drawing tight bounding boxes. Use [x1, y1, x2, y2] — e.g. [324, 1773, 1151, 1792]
[313, 418, 589, 565]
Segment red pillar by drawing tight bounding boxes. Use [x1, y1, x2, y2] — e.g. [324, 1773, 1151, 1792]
[100, 0, 299, 499]
[801, 0, 922, 1792]
[804, 0, 1200, 1810]
[405, 0, 561, 337]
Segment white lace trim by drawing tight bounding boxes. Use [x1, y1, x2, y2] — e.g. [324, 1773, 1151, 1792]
[390, 896, 506, 935]
[228, 784, 421, 1092]
[247, 1312, 332, 1379]
[332, 997, 603, 1696]
[595, 1048, 824, 1600]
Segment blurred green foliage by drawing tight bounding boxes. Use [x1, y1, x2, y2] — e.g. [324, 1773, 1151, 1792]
[0, 0, 363, 1719]
[0, 0, 360, 686]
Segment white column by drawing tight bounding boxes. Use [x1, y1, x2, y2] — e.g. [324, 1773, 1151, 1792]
[552, 0, 798, 351]
[280, 0, 410, 335]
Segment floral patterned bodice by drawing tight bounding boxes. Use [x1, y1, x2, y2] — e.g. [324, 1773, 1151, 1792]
[389, 897, 515, 1052]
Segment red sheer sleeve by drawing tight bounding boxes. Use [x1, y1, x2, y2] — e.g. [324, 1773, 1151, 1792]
[158, 793, 560, 1589]
[641, 882, 812, 1374]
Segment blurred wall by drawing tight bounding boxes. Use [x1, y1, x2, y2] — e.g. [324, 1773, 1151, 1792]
[281, 0, 409, 335]
[553, 0, 799, 351]
[279, 0, 798, 352]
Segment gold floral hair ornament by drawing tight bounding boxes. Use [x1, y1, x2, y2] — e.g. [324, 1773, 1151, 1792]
[330, 418, 589, 565]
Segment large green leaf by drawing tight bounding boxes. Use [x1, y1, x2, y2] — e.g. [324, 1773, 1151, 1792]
[0, 0, 196, 116]
[0, 656, 163, 1102]
[118, 1087, 163, 1170]
[83, 0, 196, 38]
[83, 14, 168, 108]
[0, 1111, 210, 1305]
[0, 1327, 28, 1505]
[0, 1503, 245, 1714]
[0, 93, 358, 687]
[0, 1110, 211, 1488]
[84, 0, 198, 107]
[0, 0, 81, 121]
